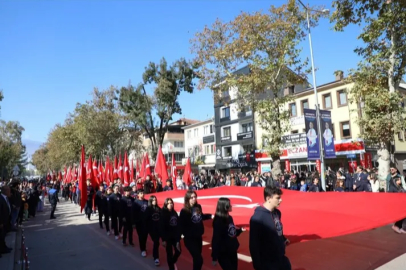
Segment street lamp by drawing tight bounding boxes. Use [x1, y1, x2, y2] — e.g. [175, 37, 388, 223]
[297, 0, 329, 190]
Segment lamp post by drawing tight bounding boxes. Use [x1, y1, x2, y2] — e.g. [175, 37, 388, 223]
[297, 0, 329, 190]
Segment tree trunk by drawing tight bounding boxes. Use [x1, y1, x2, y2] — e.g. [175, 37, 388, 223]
[377, 143, 390, 191]
[271, 158, 282, 178]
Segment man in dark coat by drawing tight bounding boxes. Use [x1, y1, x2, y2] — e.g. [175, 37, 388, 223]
[85, 179, 95, 221]
[0, 185, 12, 257]
[48, 184, 58, 219]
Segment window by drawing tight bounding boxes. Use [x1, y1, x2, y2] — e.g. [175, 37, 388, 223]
[174, 153, 184, 162]
[223, 126, 231, 137]
[301, 99, 309, 114]
[243, 144, 253, 153]
[323, 94, 332, 109]
[203, 125, 209, 135]
[340, 121, 351, 138]
[194, 147, 199, 156]
[398, 132, 403, 141]
[193, 128, 198, 137]
[242, 122, 253, 132]
[221, 107, 230, 118]
[262, 138, 269, 147]
[291, 130, 298, 134]
[222, 90, 229, 97]
[289, 103, 297, 117]
[337, 90, 347, 106]
[302, 128, 306, 133]
[204, 144, 215, 155]
[174, 141, 183, 148]
[210, 124, 213, 133]
[187, 130, 191, 139]
[223, 146, 232, 157]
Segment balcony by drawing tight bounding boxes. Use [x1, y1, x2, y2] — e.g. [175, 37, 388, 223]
[221, 136, 232, 143]
[238, 110, 252, 118]
[220, 116, 230, 123]
[237, 131, 253, 141]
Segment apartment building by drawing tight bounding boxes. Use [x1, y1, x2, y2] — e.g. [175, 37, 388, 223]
[182, 118, 216, 171]
[137, 118, 199, 166]
[255, 73, 406, 173]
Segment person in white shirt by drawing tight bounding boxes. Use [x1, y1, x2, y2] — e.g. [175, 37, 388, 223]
[176, 176, 185, 190]
[323, 122, 333, 146]
[307, 122, 317, 147]
[368, 173, 380, 192]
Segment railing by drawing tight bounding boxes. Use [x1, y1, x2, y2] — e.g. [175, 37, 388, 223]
[18, 229, 29, 269]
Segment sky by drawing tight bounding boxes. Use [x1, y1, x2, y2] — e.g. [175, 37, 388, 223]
[0, 0, 364, 152]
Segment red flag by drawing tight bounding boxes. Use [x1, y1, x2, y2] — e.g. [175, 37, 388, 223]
[171, 153, 177, 190]
[155, 146, 169, 186]
[63, 166, 67, 183]
[136, 159, 140, 177]
[105, 157, 111, 186]
[117, 154, 123, 180]
[66, 166, 72, 184]
[183, 157, 192, 186]
[92, 159, 99, 186]
[140, 156, 145, 180]
[130, 159, 134, 183]
[86, 155, 96, 188]
[123, 152, 130, 187]
[113, 156, 118, 180]
[144, 153, 151, 179]
[58, 171, 63, 181]
[98, 161, 104, 184]
[79, 145, 86, 213]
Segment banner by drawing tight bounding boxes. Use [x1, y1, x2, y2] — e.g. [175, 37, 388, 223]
[348, 160, 357, 173]
[285, 160, 291, 172]
[316, 159, 321, 173]
[365, 152, 373, 169]
[320, 109, 336, 158]
[304, 108, 320, 160]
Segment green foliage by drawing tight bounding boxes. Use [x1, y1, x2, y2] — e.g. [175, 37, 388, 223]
[118, 57, 197, 160]
[191, 0, 326, 159]
[0, 120, 26, 177]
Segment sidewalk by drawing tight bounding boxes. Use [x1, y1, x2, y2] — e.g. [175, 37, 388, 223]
[0, 230, 17, 270]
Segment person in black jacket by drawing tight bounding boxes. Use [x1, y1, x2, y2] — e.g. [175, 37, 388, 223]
[85, 179, 95, 221]
[121, 187, 135, 246]
[163, 180, 173, 191]
[388, 176, 406, 233]
[146, 195, 162, 266]
[211, 197, 244, 270]
[134, 189, 149, 257]
[249, 186, 291, 270]
[161, 198, 181, 270]
[48, 185, 58, 219]
[179, 190, 213, 270]
[103, 187, 112, 235]
[95, 185, 106, 229]
[109, 185, 122, 240]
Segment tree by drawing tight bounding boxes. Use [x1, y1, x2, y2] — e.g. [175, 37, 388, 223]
[118, 57, 197, 159]
[0, 120, 26, 178]
[191, 0, 326, 175]
[32, 144, 49, 174]
[331, 0, 406, 183]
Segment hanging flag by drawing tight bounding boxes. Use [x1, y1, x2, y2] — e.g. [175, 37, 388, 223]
[123, 152, 130, 187]
[58, 171, 63, 181]
[320, 109, 336, 158]
[171, 153, 177, 190]
[140, 155, 146, 180]
[86, 155, 96, 188]
[183, 157, 192, 187]
[98, 161, 104, 185]
[105, 157, 111, 186]
[79, 145, 87, 213]
[155, 146, 169, 186]
[92, 159, 99, 186]
[304, 108, 321, 160]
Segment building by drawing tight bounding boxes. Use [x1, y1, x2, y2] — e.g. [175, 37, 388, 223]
[255, 73, 406, 173]
[138, 118, 199, 166]
[182, 118, 216, 172]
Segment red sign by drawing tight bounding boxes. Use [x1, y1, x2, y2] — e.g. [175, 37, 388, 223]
[316, 160, 321, 173]
[348, 160, 357, 173]
[285, 160, 291, 172]
[360, 153, 366, 168]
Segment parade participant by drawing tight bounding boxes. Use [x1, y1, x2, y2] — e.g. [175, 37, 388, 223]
[85, 179, 95, 221]
[48, 184, 58, 219]
[146, 195, 162, 266]
[95, 185, 106, 229]
[211, 197, 244, 270]
[134, 189, 148, 257]
[179, 190, 213, 270]
[130, 185, 137, 198]
[388, 176, 406, 233]
[144, 175, 154, 194]
[26, 181, 39, 218]
[249, 186, 291, 270]
[108, 185, 122, 239]
[163, 180, 173, 191]
[103, 187, 113, 235]
[161, 198, 181, 270]
[120, 187, 135, 246]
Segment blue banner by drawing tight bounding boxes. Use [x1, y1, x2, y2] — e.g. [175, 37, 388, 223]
[320, 110, 336, 158]
[304, 108, 320, 160]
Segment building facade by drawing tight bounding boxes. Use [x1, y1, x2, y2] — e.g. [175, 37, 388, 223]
[255, 74, 406, 174]
[182, 118, 216, 171]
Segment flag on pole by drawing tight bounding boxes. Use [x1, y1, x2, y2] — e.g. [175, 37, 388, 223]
[183, 157, 192, 187]
[171, 153, 177, 190]
[155, 146, 168, 186]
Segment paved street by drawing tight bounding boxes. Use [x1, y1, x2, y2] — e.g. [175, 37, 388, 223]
[20, 198, 406, 270]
